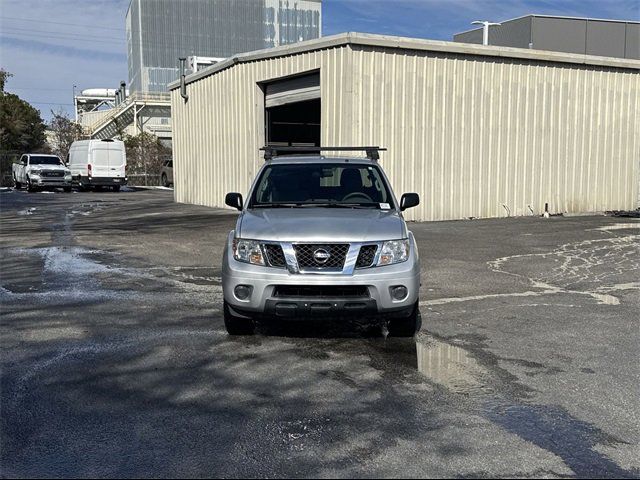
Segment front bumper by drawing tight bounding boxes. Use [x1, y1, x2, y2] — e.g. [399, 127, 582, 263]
[222, 232, 421, 316]
[32, 176, 72, 187]
[76, 176, 127, 186]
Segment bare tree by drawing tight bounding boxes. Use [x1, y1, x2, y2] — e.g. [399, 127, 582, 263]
[48, 109, 83, 161]
[123, 132, 171, 182]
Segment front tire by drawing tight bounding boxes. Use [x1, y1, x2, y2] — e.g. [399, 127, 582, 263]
[161, 173, 169, 187]
[112, 185, 120, 192]
[27, 178, 38, 192]
[64, 187, 72, 193]
[387, 302, 421, 337]
[223, 301, 255, 335]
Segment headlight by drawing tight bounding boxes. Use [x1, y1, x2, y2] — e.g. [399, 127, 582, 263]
[377, 239, 410, 266]
[232, 239, 265, 265]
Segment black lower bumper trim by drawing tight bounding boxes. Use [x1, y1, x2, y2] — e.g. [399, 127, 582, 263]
[76, 176, 127, 186]
[230, 299, 416, 320]
[265, 298, 378, 317]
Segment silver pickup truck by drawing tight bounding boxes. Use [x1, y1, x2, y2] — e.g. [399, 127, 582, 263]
[12, 154, 72, 192]
[222, 147, 421, 336]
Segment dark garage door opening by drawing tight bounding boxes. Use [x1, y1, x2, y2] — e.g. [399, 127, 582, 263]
[263, 72, 321, 148]
[266, 98, 320, 148]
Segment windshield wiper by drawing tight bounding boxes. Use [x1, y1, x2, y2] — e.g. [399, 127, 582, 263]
[251, 203, 300, 208]
[252, 202, 381, 209]
[296, 202, 380, 209]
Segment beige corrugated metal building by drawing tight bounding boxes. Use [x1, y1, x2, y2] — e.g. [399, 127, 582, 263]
[169, 32, 640, 221]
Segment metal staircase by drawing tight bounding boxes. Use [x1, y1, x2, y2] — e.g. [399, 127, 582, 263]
[82, 92, 171, 139]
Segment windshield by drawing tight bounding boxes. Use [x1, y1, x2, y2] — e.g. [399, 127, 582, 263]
[250, 163, 395, 209]
[29, 156, 63, 165]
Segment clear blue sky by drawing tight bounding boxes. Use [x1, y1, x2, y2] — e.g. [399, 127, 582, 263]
[1, 0, 638, 122]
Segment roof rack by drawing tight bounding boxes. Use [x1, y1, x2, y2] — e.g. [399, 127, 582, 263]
[260, 146, 387, 161]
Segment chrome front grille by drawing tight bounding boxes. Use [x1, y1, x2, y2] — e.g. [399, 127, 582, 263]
[263, 244, 286, 267]
[41, 170, 64, 177]
[293, 243, 349, 269]
[355, 245, 378, 268]
[258, 242, 381, 272]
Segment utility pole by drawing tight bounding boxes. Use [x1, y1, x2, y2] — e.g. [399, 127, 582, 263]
[471, 20, 501, 46]
[73, 85, 78, 122]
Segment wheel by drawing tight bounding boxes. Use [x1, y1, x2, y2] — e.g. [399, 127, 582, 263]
[13, 176, 21, 189]
[63, 187, 72, 193]
[27, 178, 38, 192]
[387, 302, 421, 337]
[161, 173, 169, 187]
[223, 301, 255, 335]
[112, 185, 120, 192]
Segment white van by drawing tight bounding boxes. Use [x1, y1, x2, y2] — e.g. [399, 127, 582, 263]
[68, 139, 127, 191]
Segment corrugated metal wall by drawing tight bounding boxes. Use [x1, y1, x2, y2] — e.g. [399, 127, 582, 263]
[171, 43, 640, 221]
[344, 45, 639, 221]
[171, 47, 349, 209]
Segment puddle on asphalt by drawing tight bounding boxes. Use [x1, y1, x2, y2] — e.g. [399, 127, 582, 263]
[414, 332, 492, 395]
[411, 333, 638, 477]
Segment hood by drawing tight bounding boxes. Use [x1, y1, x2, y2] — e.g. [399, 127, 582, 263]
[238, 208, 406, 242]
[30, 165, 69, 173]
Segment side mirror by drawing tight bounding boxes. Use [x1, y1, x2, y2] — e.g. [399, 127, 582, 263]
[225, 192, 243, 211]
[400, 193, 420, 211]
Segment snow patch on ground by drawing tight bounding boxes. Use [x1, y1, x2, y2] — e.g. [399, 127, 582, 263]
[3, 246, 222, 305]
[424, 226, 639, 308]
[45, 247, 111, 275]
[593, 222, 640, 232]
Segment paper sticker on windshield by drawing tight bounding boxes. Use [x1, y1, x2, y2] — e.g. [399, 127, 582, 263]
[380, 203, 391, 210]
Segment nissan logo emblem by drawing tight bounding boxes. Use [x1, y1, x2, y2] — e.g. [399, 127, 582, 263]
[313, 248, 331, 264]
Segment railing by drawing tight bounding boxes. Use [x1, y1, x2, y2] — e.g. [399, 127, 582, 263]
[128, 92, 171, 103]
[83, 92, 172, 134]
[78, 109, 113, 129]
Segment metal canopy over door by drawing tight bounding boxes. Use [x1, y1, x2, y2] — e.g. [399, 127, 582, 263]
[264, 72, 320, 108]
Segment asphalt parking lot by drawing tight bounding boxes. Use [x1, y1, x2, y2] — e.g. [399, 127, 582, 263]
[1, 188, 639, 478]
